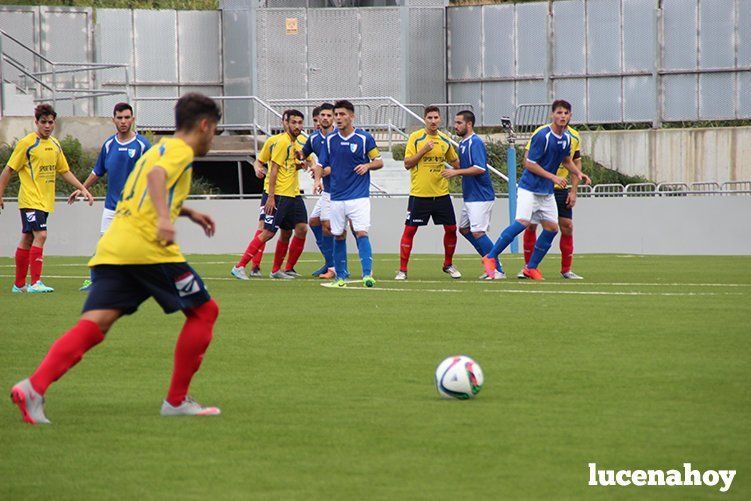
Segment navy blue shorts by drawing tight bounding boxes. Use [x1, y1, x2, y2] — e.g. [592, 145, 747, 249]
[83, 263, 211, 315]
[258, 192, 268, 221]
[20, 209, 49, 233]
[555, 189, 573, 220]
[263, 195, 307, 232]
[405, 195, 456, 226]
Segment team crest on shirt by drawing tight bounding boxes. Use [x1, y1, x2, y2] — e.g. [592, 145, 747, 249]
[128, 148, 136, 158]
[350, 143, 357, 153]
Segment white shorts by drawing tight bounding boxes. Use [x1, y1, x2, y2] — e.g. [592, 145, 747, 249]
[516, 188, 558, 224]
[310, 191, 331, 221]
[330, 198, 370, 236]
[459, 200, 494, 233]
[100, 208, 116, 234]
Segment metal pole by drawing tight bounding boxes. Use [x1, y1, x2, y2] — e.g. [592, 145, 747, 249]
[0, 34, 5, 118]
[237, 161, 244, 195]
[507, 138, 518, 254]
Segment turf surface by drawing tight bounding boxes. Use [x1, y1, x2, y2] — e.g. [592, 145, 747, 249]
[1, 253, 749, 499]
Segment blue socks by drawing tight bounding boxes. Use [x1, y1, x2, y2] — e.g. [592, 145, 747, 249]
[311, 225, 335, 269]
[356, 236, 373, 277]
[334, 238, 347, 279]
[461, 231, 482, 254]
[476, 234, 502, 272]
[528, 229, 557, 269]
[488, 221, 527, 258]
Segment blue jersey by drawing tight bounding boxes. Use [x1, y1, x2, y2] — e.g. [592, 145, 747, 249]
[519, 125, 572, 195]
[459, 134, 494, 202]
[317, 128, 381, 201]
[303, 129, 331, 193]
[94, 133, 151, 209]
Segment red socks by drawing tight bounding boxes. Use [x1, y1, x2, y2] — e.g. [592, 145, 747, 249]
[251, 230, 266, 269]
[285, 235, 305, 271]
[560, 234, 574, 273]
[399, 225, 417, 272]
[29, 245, 44, 284]
[443, 225, 457, 268]
[523, 227, 537, 265]
[272, 239, 290, 273]
[237, 234, 264, 268]
[167, 299, 219, 407]
[15, 247, 30, 287]
[29, 320, 105, 396]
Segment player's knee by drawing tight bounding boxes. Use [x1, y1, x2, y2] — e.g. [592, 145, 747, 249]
[309, 217, 321, 226]
[33, 231, 47, 246]
[444, 225, 457, 233]
[471, 231, 485, 239]
[191, 299, 219, 324]
[559, 219, 573, 234]
[19, 233, 33, 247]
[459, 227, 470, 235]
[525, 224, 537, 234]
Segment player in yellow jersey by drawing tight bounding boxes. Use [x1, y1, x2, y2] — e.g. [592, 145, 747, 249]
[232, 109, 309, 280]
[10, 94, 223, 424]
[397, 106, 461, 280]
[0, 104, 94, 294]
[520, 119, 590, 280]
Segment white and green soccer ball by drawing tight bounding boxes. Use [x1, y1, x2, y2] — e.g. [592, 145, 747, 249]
[434, 355, 484, 399]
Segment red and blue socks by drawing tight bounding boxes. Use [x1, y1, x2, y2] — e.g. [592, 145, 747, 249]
[443, 225, 457, 268]
[523, 227, 537, 265]
[285, 235, 306, 271]
[334, 237, 348, 278]
[238, 231, 264, 268]
[560, 234, 574, 273]
[356, 235, 373, 277]
[271, 239, 290, 273]
[399, 225, 417, 272]
[488, 221, 527, 258]
[29, 245, 44, 284]
[14, 247, 30, 287]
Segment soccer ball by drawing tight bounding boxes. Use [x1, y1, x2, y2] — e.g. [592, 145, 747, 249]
[434, 355, 484, 399]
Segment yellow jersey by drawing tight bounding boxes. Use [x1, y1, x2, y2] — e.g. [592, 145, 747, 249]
[404, 128, 458, 197]
[525, 125, 581, 189]
[259, 132, 308, 194]
[269, 132, 306, 197]
[89, 137, 194, 265]
[6, 132, 70, 213]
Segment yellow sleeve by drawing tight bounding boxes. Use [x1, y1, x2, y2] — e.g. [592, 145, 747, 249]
[524, 137, 533, 151]
[257, 139, 273, 163]
[572, 133, 581, 156]
[158, 144, 193, 186]
[53, 140, 70, 174]
[404, 132, 419, 159]
[368, 147, 380, 160]
[445, 144, 458, 162]
[6, 137, 31, 172]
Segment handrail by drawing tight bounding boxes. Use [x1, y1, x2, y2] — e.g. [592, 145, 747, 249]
[2, 55, 55, 93]
[0, 29, 53, 65]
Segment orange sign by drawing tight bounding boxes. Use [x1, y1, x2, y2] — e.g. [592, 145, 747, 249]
[286, 18, 298, 35]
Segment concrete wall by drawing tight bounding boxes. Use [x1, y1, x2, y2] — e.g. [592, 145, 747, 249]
[0, 117, 114, 150]
[2, 196, 750, 258]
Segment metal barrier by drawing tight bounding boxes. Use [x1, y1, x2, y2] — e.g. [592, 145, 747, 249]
[624, 183, 657, 196]
[513, 103, 552, 143]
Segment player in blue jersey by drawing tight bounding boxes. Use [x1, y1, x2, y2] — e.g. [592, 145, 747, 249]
[481, 100, 588, 280]
[442, 110, 504, 279]
[70, 102, 151, 291]
[303, 103, 336, 279]
[316, 100, 383, 288]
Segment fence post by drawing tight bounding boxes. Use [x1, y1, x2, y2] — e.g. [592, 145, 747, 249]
[653, 2, 663, 129]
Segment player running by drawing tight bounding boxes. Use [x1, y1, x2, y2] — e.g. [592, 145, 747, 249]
[316, 100, 382, 288]
[397, 106, 461, 280]
[10, 94, 223, 424]
[304, 103, 336, 279]
[442, 110, 504, 279]
[520, 119, 586, 280]
[481, 100, 588, 280]
[71, 102, 151, 291]
[0, 104, 94, 294]
[231, 110, 309, 279]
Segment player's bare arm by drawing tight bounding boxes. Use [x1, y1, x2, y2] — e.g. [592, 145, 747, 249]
[180, 206, 216, 237]
[404, 141, 434, 169]
[442, 166, 484, 179]
[146, 165, 175, 245]
[0, 165, 13, 210]
[265, 162, 280, 214]
[67, 171, 100, 204]
[253, 159, 267, 179]
[60, 170, 94, 206]
[525, 158, 567, 188]
[354, 158, 383, 175]
[567, 158, 585, 208]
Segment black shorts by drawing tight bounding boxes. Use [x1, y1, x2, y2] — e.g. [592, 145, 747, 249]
[405, 195, 456, 226]
[554, 189, 573, 220]
[83, 263, 211, 316]
[20, 209, 49, 233]
[258, 192, 268, 221]
[263, 195, 308, 232]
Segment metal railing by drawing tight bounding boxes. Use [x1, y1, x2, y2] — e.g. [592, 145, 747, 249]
[0, 28, 130, 116]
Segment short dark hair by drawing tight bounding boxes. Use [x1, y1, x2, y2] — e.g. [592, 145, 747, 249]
[319, 102, 335, 112]
[174, 93, 221, 131]
[551, 99, 572, 113]
[312, 106, 321, 118]
[424, 105, 440, 117]
[286, 109, 304, 121]
[456, 109, 475, 126]
[34, 104, 57, 121]
[333, 100, 355, 113]
[113, 102, 133, 116]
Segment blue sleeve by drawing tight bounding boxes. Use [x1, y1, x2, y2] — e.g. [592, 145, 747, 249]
[302, 135, 314, 157]
[471, 140, 487, 170]
[526, 130, 546, 164]
[92, 144, 107, 176]
[317, 140, 329, 167]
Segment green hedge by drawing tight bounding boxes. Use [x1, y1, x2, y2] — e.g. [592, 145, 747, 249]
[390, 139, 650, 193]
[0, 0, 218, 9]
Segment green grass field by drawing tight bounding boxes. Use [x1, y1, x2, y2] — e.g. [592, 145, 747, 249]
[1, 253, 749, 499]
